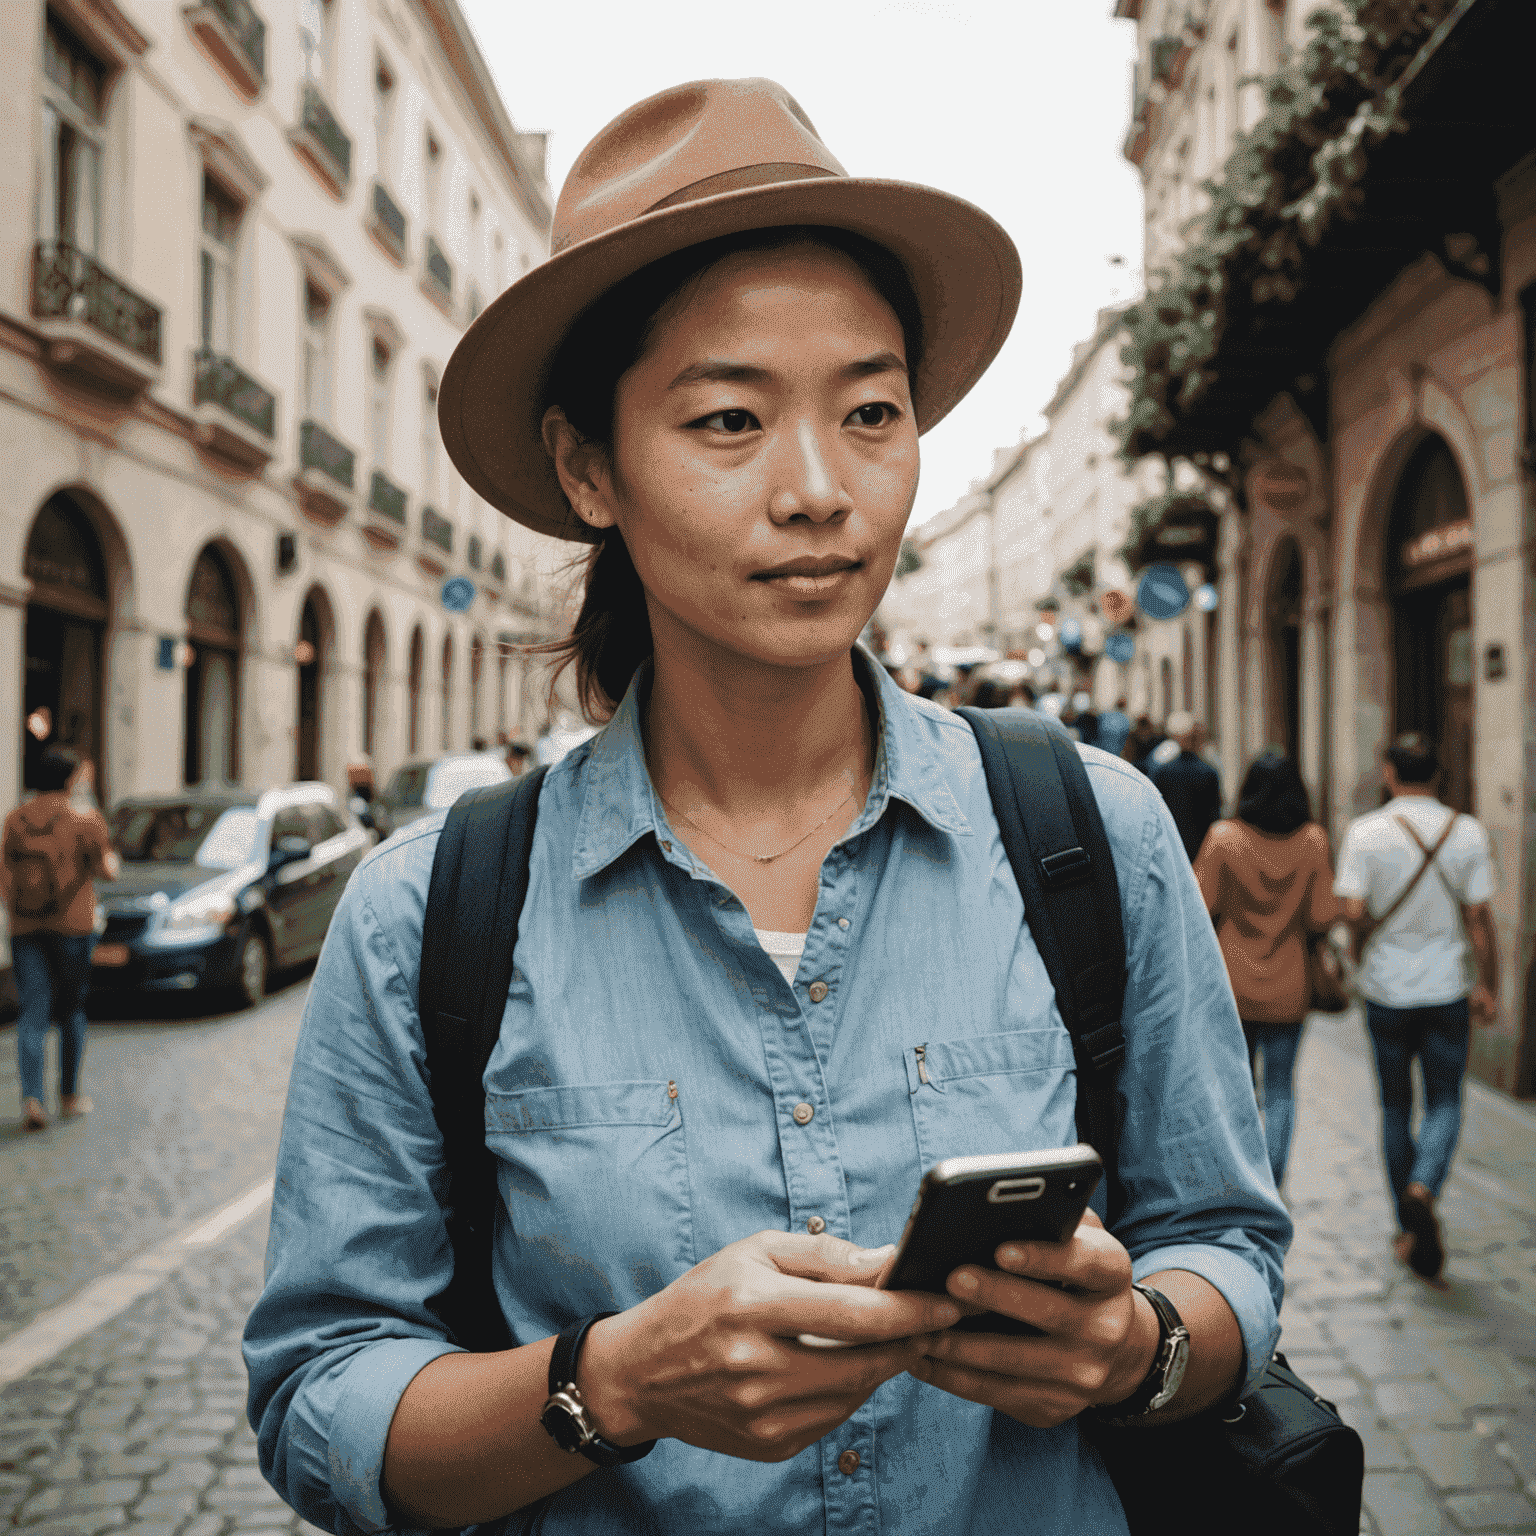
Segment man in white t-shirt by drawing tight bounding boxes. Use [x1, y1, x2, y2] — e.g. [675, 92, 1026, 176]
[1334, 733, 1498, 1285]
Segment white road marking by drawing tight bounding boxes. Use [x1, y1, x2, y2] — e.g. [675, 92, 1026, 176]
[0, 1176, 274, 1387]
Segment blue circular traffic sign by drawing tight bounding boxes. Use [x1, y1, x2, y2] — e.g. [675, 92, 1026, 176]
[1058, 618, 1083, 654]
[442, 576, 476, 613]
[1104, 630, 1135, 665]
[1136, 563, 1190, 622]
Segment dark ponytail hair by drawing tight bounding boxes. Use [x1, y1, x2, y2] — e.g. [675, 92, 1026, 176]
[538, 225, 924, 721]
[1236, 750, 1313, 836]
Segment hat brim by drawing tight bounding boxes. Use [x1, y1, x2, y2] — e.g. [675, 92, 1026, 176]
[439, 177, 1022, 543]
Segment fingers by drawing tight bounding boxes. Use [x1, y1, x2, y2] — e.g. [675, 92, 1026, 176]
[909, 1353, 1090, 1429]
[757, 1230, 894, 1284]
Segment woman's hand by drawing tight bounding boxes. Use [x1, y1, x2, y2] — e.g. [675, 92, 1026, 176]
[909, 1210, 1161, 1428]
[578, 1230, 960, 1462]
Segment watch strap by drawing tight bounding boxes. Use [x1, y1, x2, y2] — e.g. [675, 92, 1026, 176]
[545, 1312, 656, 1467]
[1095, 1282, 1187, 1423]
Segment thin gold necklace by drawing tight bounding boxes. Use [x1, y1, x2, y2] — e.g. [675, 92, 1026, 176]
[660, 776, 858, 865]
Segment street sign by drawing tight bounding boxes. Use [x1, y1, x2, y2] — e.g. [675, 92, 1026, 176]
[1136, 563, 1190, 621]
[1058, 618, 1083, 654]
[1104, 630, 1135, 665]
[1195, 583, 1219, 613]
[442, 576, 476, 612]
[1100, 589, 1133, 626]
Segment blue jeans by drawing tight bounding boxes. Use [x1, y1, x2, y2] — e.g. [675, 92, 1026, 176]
[1364, 998, 1470, 1221]
[11, 932, 94, 1105]
[1242, 1021, 1303, 1189]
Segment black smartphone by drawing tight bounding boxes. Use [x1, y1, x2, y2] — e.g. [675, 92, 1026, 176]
[879, 1145, 1103, 1335]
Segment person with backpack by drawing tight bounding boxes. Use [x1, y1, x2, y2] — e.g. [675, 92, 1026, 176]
[1, 746, 117, 1130]
[243, 79, 1291, 1536]
[1335, 732, 1498, 1285]
[1194, 752, 1341, 1190]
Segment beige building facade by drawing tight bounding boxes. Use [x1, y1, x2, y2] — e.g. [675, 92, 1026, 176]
[1, 0, 563, 866]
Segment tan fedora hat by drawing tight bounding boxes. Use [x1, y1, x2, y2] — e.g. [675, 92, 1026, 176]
[439, 77, 1022, 543]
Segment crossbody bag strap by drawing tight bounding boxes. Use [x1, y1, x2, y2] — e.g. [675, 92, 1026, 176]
[1357, 811, 1456, 957]
[420, 766, 548, 1352]
[957, 707, 1129, 1224]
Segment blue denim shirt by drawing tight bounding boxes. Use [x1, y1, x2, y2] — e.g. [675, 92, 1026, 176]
[244, 652, 1289, 1536]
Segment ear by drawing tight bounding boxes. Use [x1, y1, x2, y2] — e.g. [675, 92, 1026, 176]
[542, 406, 618, 531]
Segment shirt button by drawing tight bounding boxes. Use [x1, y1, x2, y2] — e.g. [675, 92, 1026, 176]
[806, 1215, 826, 1235]
[837, 917, 850, 930]
[808, 980, 829, 1003]
[838, 1449, 861, 1476]
[792, 1102, 815, 1125]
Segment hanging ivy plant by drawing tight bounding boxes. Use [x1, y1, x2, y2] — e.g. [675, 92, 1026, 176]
[1120, 490, 1220, 572]
[1116, 0, 1459, 465]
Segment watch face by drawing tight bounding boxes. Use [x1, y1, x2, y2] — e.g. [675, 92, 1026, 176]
[1151, 1333, 1191, 1410]
[540, 1400, 586, 1453]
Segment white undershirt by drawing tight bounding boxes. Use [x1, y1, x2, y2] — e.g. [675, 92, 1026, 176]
[754, 928, 807, 984]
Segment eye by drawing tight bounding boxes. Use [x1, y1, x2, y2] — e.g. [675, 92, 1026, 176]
[848, 402, 898, 428]
[696, 409, 759, 434]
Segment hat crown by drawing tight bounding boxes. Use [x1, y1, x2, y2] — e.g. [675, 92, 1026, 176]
[553, 78, 847, 254]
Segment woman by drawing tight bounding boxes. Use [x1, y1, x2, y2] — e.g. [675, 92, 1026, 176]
[244, 80, 1287, 1536]
[1195, 752, 1341, 1190]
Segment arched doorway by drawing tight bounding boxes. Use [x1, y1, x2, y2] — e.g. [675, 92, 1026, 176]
[407, 625, 424, 754]
[184, 545, 243, 785]
[1159, 656, 1173, 723]
[295, 589, 333, 782]
[363, 610, 387, 758]
[1388, 436, 1473, 812]
[23, 493, 107, 794]
[440, 633, 454, 751]
[1268, 538, 1302, 761]
[469, 633, 484, 745]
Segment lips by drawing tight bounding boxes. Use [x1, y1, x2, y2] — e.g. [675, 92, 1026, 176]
[752, 555, 863, 581]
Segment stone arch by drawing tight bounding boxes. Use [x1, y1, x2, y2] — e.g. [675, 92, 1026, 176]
[183, 538, 254, 785]
[1263, 535, 1303, 761]
[407, 622, 426, 756]
[362, 608, 388, 760]
[22, 485, 134, 801]
[295, 584, 338, 783]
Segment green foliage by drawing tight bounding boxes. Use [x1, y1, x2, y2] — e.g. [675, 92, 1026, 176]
[1120, 490, 1219, 573]
[1060, 553, 1096, 598]
[895, 537, 922, 579]
[1116, 0, 1458, 464]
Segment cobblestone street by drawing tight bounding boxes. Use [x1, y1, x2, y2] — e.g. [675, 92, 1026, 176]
[0, 989, 1532, 1535]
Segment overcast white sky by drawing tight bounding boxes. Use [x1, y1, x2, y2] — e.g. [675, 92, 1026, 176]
[457, 0, 1146, 533]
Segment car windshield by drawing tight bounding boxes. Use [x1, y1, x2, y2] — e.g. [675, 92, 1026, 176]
[384, 764, 429, 808]
[111, 804, 260, 870]
[425, 756, 512, 810]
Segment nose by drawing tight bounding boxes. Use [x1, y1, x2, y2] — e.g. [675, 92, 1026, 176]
[769, 420, 849, 524]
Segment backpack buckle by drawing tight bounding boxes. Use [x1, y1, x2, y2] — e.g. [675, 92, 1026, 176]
[1039, 846, 1092, 889]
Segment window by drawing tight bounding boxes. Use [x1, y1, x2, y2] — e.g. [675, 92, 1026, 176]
[200, 175, 241, 353]
[407, 625, 423, 755]
[302, 280, 332, 421]
[374, 55, 394, 179]
[469, 634, 483, 739]
[41, 14, 106, 253]
[369, 334, 393, 468]
[424, 129, 442, 228]
[298, 0, 333, 84]
[421, 370, 439, 498]
[440, 632, 453, 750]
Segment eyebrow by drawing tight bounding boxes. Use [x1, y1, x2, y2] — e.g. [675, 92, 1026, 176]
[667, 350, 908, 390]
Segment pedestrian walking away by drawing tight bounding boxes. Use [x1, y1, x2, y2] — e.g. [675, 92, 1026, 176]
[1194, 751, 1341, 1190]
[1, 746, 118, 1131]
[1148, 711, 1221, 865]
[1335, 731, 1499, 1286]
[244, 77, 1288, 1536]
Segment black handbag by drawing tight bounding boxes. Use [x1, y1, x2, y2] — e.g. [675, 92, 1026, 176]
[418, 710, 1365, 1532]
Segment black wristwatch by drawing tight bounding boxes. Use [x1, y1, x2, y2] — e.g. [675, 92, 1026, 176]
[538, 1312, 657, 1467]
[1094, 1283, 1191, 1425]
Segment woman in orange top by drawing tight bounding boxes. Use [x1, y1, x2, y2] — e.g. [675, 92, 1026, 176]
[1195, 752, 1341, 1190]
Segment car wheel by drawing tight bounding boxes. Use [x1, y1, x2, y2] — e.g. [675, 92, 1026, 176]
[236, 932, 268, 1009]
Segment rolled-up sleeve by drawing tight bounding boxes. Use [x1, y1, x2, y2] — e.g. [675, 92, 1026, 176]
[1091, 758, 1291, 1399]
[242, 825, 463, 1536]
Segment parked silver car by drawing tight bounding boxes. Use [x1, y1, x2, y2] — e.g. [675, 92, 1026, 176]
[373, 753, 514, 839]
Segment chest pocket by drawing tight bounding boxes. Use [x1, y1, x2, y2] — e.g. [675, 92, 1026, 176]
[484, 1080, 694, 1316]
[903, 1028, 1078, 1174]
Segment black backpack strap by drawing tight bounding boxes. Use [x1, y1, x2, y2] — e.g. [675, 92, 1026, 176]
[419, 766, 548, 1352]
[956, 707, 1128, 1221]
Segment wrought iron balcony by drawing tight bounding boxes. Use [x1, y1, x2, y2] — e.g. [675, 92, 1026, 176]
[184, 0, 266, 95]
[31, 240, 163, 393]
[368, 469, 407, 523]
[369, 180, 407, 261]
[191, 349, 277, 468]
[299, 419, 354, 488]
[422, 504, 453, 553]
[290, 83, 351, 194]
[424, 236, 453, 302]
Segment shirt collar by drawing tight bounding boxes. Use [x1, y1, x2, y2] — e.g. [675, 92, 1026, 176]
[569, 646, 968, 883]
